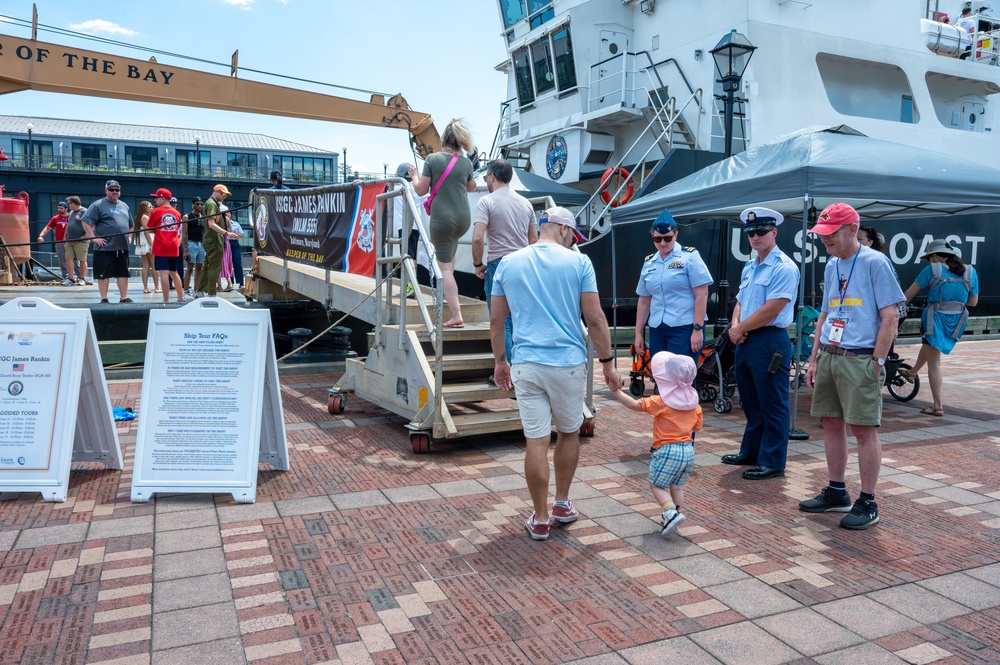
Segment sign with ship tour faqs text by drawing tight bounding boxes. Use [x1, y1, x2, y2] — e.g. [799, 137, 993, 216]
[130, 298, 288, 504]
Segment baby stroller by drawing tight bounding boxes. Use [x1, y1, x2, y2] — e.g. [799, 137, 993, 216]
[696, 324, 737, 413]
[627, 344, 653, 396]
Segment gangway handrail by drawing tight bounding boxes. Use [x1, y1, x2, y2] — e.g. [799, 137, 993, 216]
[378, 177, 449, 434]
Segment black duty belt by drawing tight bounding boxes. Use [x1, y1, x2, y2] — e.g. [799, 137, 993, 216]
[749, 326, 785, 334]
[819, 343, 875, 357]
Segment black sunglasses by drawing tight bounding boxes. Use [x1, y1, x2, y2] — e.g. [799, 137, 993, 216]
[747, 227, 773, 237]
[652, 234, 674, 244]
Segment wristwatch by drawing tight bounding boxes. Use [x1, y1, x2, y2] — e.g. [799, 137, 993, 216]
[873, 356, 886, 366]
[692, 324, 704, 331]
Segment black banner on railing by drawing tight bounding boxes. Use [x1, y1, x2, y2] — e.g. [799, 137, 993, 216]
[251, 183, 381, 276]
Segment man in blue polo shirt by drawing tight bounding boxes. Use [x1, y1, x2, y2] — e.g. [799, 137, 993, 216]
[722, 207, 800, 480]
[800, 203, 905, 530]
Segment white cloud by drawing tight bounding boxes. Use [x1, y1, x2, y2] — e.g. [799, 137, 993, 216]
[223, 0, 255, 9]
[68, 19, 138, 36]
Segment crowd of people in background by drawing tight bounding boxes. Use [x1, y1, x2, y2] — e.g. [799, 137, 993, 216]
[33, 177, 252, 303]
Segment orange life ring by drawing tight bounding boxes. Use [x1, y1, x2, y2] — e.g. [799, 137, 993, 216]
[599, 167, 635, 207]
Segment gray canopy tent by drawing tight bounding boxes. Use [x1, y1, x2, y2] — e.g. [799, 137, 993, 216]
[607, 125, 1000, 436]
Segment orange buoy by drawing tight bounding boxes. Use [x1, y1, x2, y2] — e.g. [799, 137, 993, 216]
[0, 187, 30, 266]
[599, 167, 635, 207]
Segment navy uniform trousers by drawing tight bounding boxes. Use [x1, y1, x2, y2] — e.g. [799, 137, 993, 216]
[733, 327, 793, 470]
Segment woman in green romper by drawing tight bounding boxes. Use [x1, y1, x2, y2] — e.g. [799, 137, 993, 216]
[414, 118, 477, 327]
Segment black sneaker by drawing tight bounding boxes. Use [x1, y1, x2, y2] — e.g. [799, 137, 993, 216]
[119, 298, 134, 303]
[100, 299, 110, 304]
[840, 498, 879, 530]
[798, 487, 852, 513]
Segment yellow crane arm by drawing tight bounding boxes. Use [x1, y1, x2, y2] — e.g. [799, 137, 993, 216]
[0, 32, 441, 156]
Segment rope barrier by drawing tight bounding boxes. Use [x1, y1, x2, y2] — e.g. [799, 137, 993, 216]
[275, 260, 404, 363]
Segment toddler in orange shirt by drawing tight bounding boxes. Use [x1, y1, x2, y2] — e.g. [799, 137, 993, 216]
[611, 351, 702, 536]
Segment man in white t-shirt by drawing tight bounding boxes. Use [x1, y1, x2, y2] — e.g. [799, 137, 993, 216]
[958, 6, 976, 59]
[491, 206, 618, 542]
[472, 159, 537, 372]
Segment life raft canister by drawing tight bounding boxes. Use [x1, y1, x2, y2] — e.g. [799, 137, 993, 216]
[599, 167, 635, 207]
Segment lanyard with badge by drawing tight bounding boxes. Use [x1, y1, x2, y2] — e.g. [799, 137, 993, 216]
[828, 245, 860, 345]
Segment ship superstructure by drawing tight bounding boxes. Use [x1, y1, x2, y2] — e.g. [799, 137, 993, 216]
[493, 0, 1000, 199]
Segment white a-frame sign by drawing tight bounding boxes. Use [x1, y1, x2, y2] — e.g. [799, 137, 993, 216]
[131, 298, 288, 504]
[0, 298, 123, 502]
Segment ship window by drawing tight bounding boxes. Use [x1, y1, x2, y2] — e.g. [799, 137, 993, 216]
[527, 0, 550, 12]
[552, 28, 577, 91]
[513, 49, 535, 105]
[531, 40, 556, 95]
[816, 54, 919, 124]
[530, 7, 554, 29]
[901, 95, 915, 123]
[499, 0, 527, 29]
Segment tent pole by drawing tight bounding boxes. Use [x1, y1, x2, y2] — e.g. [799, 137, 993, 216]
[611, 225, 619, 359]
[789, 194, 810, 441]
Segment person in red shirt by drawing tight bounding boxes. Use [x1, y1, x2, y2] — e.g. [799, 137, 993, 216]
[147, 188, 190, 303]
[38, 201, 72, 284]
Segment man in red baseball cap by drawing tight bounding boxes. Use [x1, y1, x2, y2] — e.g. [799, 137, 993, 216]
[800, 203, 905, 530]
[147, 188, 189, 303]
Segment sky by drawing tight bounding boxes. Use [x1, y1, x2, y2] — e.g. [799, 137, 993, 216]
[0, 0, 511, 174]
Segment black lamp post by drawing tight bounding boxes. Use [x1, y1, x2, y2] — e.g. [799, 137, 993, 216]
[383, 163, 388, 177]
[26, 123, 33, 170]
[710, 29, 756, 324]
[194, 135, 202, 176]
[342, 146, 348, 183]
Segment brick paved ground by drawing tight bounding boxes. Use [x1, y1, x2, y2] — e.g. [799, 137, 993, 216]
[1, 339, 999, 664]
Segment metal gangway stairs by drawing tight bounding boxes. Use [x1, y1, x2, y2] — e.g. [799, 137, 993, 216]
[256, 179, 596, 453]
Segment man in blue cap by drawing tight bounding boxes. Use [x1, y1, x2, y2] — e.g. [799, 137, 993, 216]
[634, 209, 713, 362]
[722, 207, 800, 479]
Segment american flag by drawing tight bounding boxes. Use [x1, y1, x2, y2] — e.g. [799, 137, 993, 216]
[12, 363, 23, 372]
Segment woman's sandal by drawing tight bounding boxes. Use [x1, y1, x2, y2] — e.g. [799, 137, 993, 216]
[897, 367, 915, 383]
[919, 407, 944, 417]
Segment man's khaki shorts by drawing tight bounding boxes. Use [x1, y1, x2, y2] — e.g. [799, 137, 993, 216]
[511, 362, 586, 439]
[64, 240, 90, 262]
[810, 351, 883, 426]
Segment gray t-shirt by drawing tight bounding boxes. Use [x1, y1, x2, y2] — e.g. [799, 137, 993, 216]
[474, 186, 536, 262]
[819, 246, 905, 348]
[65, 208, 88, 241]
[82, 198, 132, 252]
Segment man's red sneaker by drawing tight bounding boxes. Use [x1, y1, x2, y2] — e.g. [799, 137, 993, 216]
[551, 501, 579, 524]
[524, 514, 551, 540]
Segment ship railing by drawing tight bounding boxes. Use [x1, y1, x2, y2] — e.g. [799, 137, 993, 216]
[578, 87, 703, 238]
[709, 95, 750, 154]
[490, 99, 519, 158]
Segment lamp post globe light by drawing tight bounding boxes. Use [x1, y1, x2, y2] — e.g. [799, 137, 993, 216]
[709, 29, 756, 324]
[26, 123, 33, 169]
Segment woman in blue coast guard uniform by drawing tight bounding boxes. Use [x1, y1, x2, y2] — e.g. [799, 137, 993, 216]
[634, 209, 714, 362]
